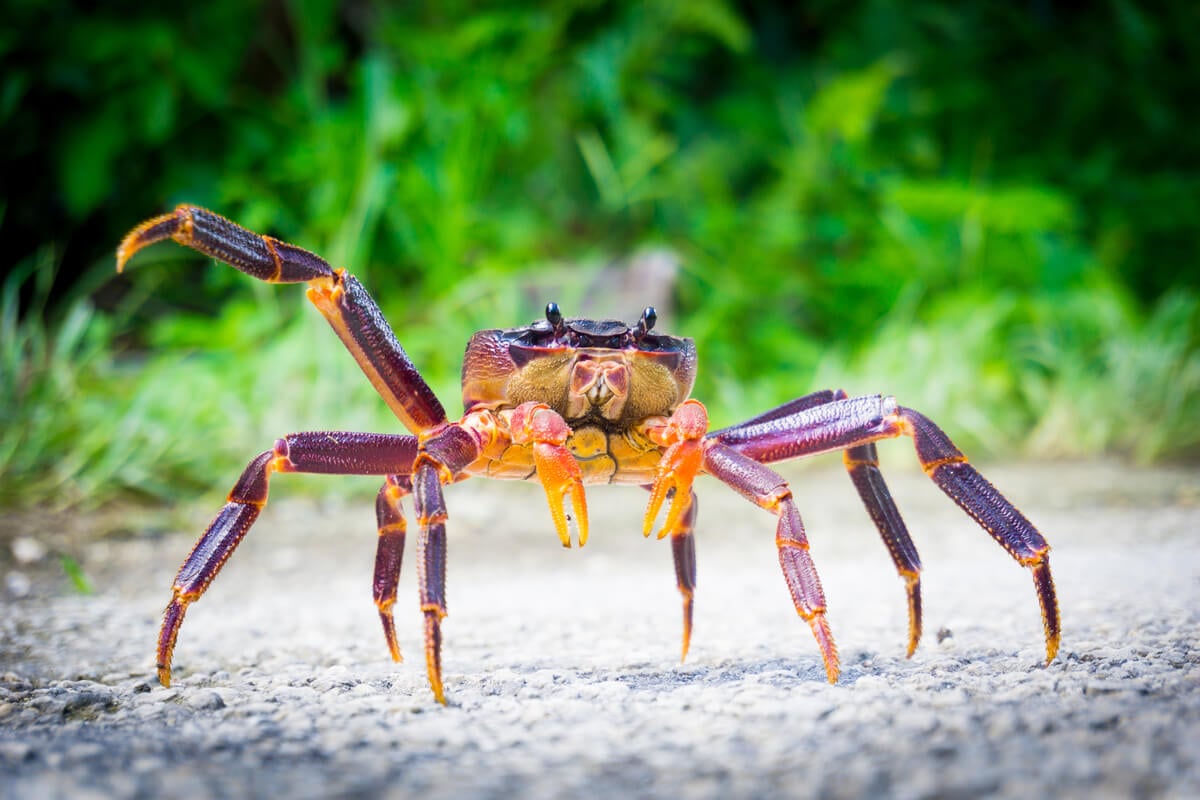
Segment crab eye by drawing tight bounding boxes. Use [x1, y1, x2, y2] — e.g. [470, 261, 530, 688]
[545, 302, 563, 329]
[636, 306, 657, 337]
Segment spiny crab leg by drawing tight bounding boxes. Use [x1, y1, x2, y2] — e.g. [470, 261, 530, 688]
[703, 441, 840, 683]
[668, 491, 699, 662]
[117, 204, 447, 435]
[714, 389, 924, 656]
[844, 443, 922, 657]
[713, 393, 1060, 665]
[643, 400, 708, 540]
[509, 402, 589, 548]
[156, 432, 418, 688]
[373, 474, 412, 663]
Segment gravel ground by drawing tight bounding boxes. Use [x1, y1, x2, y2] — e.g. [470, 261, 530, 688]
[1, 460, 1198, 799]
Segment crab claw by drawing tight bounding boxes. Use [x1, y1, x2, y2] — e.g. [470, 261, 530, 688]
[510, 402, 589, 547]
[644, 400, 709, 540]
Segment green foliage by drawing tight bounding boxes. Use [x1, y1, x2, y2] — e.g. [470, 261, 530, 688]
[2, 1, 1198, 507]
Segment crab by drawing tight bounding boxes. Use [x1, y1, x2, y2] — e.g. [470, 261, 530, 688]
[116, 204, 1060, 704]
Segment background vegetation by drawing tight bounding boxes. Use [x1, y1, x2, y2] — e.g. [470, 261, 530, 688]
[3, 0, 1198, 509]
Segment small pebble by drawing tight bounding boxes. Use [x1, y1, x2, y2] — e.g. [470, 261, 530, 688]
[12, 537, 48, 565]
[184, 690, 226, 711]
[5, 571, 32, 598]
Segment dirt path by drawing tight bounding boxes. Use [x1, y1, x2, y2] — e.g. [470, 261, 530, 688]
[2, 461, 1197, 799]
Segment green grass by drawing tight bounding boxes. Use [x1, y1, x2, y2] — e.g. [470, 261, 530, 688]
[4, 2, 1199, 509]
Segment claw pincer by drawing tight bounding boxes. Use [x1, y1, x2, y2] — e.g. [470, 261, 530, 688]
[510, 402, 590, 548]
[644, 400, 708, 540]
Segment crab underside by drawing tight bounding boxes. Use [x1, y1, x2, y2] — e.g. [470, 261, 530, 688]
[117, 205, 1060, 704]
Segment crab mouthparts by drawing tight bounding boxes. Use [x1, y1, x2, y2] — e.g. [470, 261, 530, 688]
[568, 357, 630, 419]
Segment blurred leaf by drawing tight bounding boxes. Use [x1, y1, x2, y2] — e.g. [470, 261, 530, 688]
[61, 556, 93, 595]
[807, 61, 898, 144]
[59, 114, 122, 216]
[886, 180, 1076, 233]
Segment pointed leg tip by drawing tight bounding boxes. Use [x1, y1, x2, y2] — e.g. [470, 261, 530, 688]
[116, 236, 142, 273]
[905, 624, 922, 659]
[1045, 636, 1060, 666]
[156, 665, 172, 688]
[807, 613, 840, 684]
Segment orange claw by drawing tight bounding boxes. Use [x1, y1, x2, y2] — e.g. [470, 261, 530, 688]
[510, 403, 589, 548]
[644, 400, 708, 540]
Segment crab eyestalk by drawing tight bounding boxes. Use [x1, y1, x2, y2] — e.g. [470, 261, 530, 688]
[635, 306, 657, 338]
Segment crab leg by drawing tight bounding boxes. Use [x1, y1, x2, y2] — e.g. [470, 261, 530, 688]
[117, 204, 336, 283]
[712, 394, 1059, 665]
[703, 442, 839, 683]
[713, 390, 924, 654]
[410, 424, 482, 704]
[844, 443, 922, 656]
[374, 474, 413, 663]
[413, 460, 449, 704]
[156, 432, 418, 688]
[117, 205, 447, 434]
[669, 491, 699, 661]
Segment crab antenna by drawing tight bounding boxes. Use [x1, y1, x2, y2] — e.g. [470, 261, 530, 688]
[545, 302, 564, 329]
[636, 306, 657, 336]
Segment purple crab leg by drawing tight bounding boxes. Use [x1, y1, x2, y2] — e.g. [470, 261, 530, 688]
[374, 474, 413, 663]
[413, 460, 449, 704]
[409, 424, 481, 704]
[117, 205, 447, 434]
[844, 443, 922, 656]
[703, 442, 839, 683]
[714, 391, 924, 657]
[708, 389, 842, 432]
[711, 394, 1059, 665]
[643, 487, 699, 661]
[671, 492, 699, 662]
[157, 432, 418, 687]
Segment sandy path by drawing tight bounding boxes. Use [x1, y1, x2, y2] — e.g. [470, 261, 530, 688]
[1, 461, 1197, 798]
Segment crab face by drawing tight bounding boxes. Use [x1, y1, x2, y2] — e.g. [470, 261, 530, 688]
[461, 304, 698, 428]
